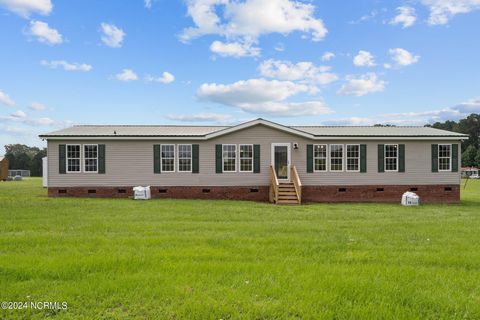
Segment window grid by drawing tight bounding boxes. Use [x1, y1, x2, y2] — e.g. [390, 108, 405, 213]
[161, 144, 175, 172]
[314, 144, 327, 172]
[438, 144, 451, 171]
[178, 144, 192, 172]
[385, 144, 398, 172]
[346, 144, 360, 172]
[330, 144, 343, 172]
[84, 144, 98, 173]
[66, 144, 81, 173]
[222, 144, 236, 172]
[239, 144, 253, 172]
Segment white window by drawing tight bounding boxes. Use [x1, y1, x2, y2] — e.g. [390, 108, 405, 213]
[66, 144, 81, 173]
[330, 144, 343, 171]
[84, 144, 98, 173]
[161, 144, 175, 172]
[222, 144, 236, 172]
[239, 144, 253, 172]
[314, 144, 327, 171]
[178, 144, 192, 172]
[346, 144, 360, 172]
[438, 144, 451, 171]
[385, 144, 398, 172]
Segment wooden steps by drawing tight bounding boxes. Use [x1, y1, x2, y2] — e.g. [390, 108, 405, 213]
[269, 165, 302, 205]
[276, 182, 300, 204]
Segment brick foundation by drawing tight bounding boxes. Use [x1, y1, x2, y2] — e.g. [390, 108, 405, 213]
[48, 186, 269, 202]
[47, 184, 460, 203]
[303, 185, 460, 204]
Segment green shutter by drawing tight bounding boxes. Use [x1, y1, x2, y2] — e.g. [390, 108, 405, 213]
[360, 144, 367, 173]
[431, 144, 438, 172]
[306, 144, 313, 173]
[452, 144, 458, 172]
[399, 144, 405, 173]
[98, 144, 106, 174]
[192, 144, 199, 173]
[215, 144, 222, 173]
[378, 144, 384, 172]
[154, 144, 161, 174]
[59, 144, 66, 174]
[253, 144, 260, 173]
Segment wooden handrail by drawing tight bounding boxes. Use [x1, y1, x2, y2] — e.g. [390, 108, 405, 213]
[269, 165, 279, 203]
[291, 166, 302, 204]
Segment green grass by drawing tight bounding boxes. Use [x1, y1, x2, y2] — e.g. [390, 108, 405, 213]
[1, 179, 480, 319]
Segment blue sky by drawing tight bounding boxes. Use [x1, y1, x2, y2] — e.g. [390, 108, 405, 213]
[1, 0, 480, 150]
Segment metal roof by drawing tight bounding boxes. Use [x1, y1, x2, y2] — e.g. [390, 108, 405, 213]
[40, 125, 228, 137]
[39, 119, 468, 140]
[292, 126, 468, 137]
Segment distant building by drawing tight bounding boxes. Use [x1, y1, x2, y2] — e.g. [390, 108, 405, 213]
[0, 157, 8, 180]
[461, 167, 479, 178]
[8, 169, 31, 177]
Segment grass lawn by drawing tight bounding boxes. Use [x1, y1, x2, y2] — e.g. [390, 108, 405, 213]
[1, 179, 480, 319]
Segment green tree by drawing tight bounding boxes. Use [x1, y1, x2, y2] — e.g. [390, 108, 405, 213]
[475, 149, 480, 167]
[462, 145, 478, 167]
[30, 149, 47, 176]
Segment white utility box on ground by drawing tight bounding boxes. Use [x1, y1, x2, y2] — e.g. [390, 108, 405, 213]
[401, 192, 420, 206]
[133, 186, 151, 200]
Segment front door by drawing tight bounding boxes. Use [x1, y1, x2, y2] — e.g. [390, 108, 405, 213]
[271, 143, 290, 182]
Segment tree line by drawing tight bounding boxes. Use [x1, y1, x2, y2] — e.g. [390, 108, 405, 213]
[2, 144, 46, 177]
[426, 113, 480, 167]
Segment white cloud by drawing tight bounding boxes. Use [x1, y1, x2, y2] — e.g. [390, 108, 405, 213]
[11, 110, 26, 118]
[144, 0, 152, 8]
[145, 72, 175, 84]
[29, 117, 55, 126]
[421, 0, 480, 25]
[274, 42, 285, 52]
[116, 69, 138, 82]
[322, 117, 377, 126]
[198, 78, 308, 105]
[0, 90, 15, 107]
[29, 101, 46, 111]
[454, 98, 480, 113]
[321, 51, 335, 61]
[349, 9, 383, 24]
[389, 48, 420, 66]
[0, 0, 52, 17]
[322, 98, 480, 126]
[165, 113, 234, 123]
[259, 59, 338, 89]
[100, 23, 125, 48]
[40, 60, 92, 72]
[0, 113, 56, 126]
[28, 20, 62, 45]
[180, 0, 327, 50]
[210, 40, 261, 58]
[353, 50, 375, 67]
[337, 73, 385, 97]
[390, 6, 417, 28]
[197, 78, 332, 116]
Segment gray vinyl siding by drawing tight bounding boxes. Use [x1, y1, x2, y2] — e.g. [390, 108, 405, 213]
[47, 124, 461, 187]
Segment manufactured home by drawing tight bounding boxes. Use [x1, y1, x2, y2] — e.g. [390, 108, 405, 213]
[39, 119, 467, 204]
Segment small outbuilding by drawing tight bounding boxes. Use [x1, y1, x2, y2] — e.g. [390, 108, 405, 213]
[0, 156, 9, 181]
[8, 169, 31, 178]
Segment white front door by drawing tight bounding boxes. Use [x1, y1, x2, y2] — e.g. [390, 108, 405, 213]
[271, 143, 291, 182]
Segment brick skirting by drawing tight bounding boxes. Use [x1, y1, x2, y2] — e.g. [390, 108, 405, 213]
[47, 184, 460, 203]
[302, 185, 459, 204]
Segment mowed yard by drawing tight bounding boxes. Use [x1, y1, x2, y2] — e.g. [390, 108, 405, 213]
[1, 179, 479, 319]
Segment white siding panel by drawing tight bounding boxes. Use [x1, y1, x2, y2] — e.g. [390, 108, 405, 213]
[48, 124, 461, 187]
